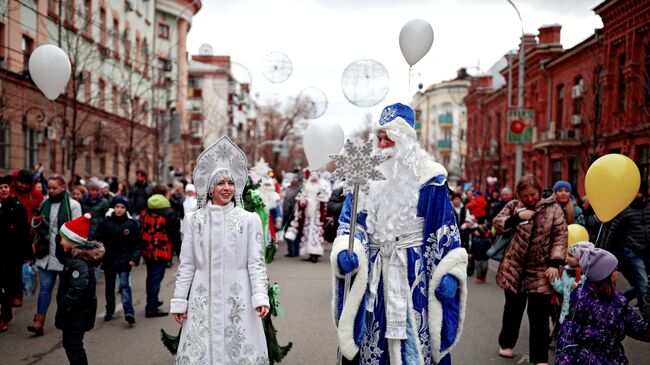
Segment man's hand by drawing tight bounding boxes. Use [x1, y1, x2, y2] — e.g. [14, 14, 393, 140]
[435, 274, 458, 302]
[518, 209, 535, 221]
[129, 261, 137, 268]
[256, 305, 270, 318]
[33, 214, 45, 223]
[337, 250, 359, 274]
[173, 312, 187, 324]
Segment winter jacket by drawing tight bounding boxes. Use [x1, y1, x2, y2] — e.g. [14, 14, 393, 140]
[128, 181, 153, 216]
[140, 195, 180, 261]
[325, 187, 345, 242]
[493, 197, 568, 294]
[282, 187, 300, 228]
[81, 196, 109, 239]
[10, 185, 43, 231]
[603, 199, 650, 258]
[94, 212, 141, 272]
[55, 242, 105, 332]
[0, 197, 31, 266]
[551, 265, 583, 323]
[466, 194, 488, 220]
[470, 227, 492, 261]
[556, 284, 650, 364]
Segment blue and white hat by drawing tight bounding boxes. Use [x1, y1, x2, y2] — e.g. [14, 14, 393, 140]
[373, 102, 417, 139]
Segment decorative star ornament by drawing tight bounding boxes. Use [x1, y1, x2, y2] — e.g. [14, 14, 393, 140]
[330, 139, 387, 194]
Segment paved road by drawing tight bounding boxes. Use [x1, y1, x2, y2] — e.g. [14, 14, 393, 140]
[1, 246, 648, 364]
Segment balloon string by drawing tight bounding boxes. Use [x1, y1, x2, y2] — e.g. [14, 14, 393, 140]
[594, 222, 604, 247]
[408, 66, 412, 99]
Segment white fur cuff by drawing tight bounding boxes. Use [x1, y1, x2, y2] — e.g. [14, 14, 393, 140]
[170, 298, 188, 314]
[330, 235, 364, 278]
[252, 293, 270, 309]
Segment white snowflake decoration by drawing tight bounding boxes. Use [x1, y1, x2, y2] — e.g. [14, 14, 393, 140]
[330, 139, 387, 194]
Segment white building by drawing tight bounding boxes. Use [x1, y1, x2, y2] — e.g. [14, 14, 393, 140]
[412, 69, 470, 187]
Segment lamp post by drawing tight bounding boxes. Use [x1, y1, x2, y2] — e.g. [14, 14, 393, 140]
[506, 0, 525, 181]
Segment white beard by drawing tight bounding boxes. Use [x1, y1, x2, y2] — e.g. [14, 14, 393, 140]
[361, 132, 422, 243]
[303, 181, 322, 218]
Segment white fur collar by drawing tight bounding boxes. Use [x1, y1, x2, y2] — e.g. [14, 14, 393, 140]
[418, 157, 448, 185]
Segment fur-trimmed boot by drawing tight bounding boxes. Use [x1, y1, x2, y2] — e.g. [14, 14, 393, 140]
[27, 314, 45, 336]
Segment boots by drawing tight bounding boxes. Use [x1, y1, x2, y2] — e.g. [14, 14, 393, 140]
[27, 314, 45, 336]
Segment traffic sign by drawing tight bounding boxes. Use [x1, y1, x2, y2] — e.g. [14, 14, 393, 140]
[507, 109, 534, 143]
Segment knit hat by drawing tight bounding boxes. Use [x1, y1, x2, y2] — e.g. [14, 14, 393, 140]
[111, 195, 130, 210]
[0, 175, 13, 186]
[185, 183, 196, 193]
[59, 213, 92, 246]
[553, 180, 572, 193]
[87, 180, 101, 190]
[579, 248, 618, 282]
[568, 241, 595, 260]
[16, 169, 33, 184]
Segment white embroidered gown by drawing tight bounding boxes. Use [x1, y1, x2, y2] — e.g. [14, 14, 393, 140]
[171, 203, 270, 365]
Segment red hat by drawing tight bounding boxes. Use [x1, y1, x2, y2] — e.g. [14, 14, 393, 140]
[59, 213, 92, 246]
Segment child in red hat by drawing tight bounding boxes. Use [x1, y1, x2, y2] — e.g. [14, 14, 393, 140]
[55, 213, 104, 365]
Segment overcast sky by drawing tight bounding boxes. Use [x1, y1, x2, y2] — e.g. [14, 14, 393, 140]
[187, 0, 604, 136]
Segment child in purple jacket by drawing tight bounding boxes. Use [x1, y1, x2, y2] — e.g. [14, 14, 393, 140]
[556, 248, 650, 364]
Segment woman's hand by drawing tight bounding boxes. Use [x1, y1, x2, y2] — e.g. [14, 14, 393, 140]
[173, 312, 187, 324]
[256, 305, 270, 318]
[518, 209, 535, 221]
[545, 267, 559, 282]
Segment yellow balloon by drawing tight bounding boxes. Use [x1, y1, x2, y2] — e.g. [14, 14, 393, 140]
[585, 154, 641, 222]
[567, 224, 589, 247]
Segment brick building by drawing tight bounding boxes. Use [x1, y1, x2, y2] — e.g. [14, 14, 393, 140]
[0, 0, 201, 184]
[465, 0, 649, 197]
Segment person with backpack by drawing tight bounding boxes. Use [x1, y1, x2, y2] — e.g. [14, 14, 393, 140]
[140, 185, 180, 318]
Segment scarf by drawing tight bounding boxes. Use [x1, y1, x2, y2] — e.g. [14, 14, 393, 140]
[82, 194, 103, 206]
[38, 190, 72, 239]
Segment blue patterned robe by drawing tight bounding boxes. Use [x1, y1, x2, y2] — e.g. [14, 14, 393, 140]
[331, 174, 468, 365]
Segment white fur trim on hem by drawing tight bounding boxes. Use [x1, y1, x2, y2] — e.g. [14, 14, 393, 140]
[170, 298, 188, 314]
[331, 235, 368, 360]
[428, 247, 468, 363]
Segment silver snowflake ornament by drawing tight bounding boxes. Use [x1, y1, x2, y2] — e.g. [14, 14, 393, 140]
[330, 139, 387, 194]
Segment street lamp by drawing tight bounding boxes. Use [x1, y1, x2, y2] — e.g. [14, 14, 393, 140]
[506, 0, 525, 181]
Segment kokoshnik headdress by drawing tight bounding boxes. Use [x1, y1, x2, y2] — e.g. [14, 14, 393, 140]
[193, 136, 248, 208]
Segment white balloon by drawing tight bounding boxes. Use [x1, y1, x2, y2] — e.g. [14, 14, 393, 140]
[303, 120, 344, 170]
[28, 45, 71, 100]
[399, 19, 434, 66]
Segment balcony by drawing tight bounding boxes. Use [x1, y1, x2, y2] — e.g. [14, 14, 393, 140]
[533, 127, 583, 149]
[437, 139, 452, 149]
[414, 122, 422, 130]
[438, 114, 453, 125]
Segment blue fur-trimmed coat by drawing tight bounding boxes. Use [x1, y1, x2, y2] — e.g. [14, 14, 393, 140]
[331, 161, 467, 365]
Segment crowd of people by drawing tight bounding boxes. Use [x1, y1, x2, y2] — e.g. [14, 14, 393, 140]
[455, 172, 650, 363]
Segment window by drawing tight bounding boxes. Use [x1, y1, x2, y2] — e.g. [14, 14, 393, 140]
[568, 157, 579, 194]
[48, 142, 56, 171]
[83, 71, 91, 102]
[48, 0, 59, 17]
[135, 35, 141, 69]
[22, 35, 33, 72]
[83, 0, 92, 35]
[142, 38, 150, 77]
[460, 128, 465, 141]
[64, 0, 75, 25]
[123, 28, 131, 64]
[24, 128, 38, 169]
[99, 152, 106, 175]
[638, 145, 649, 188]
[573, 77, 584, 116]
[594, 66, 603, 123]
[618, 53, 626, 112]
[158, 23, 170, 39]
[112, 146, 119, 176]
[0, 23, 4, 68]
[552, 159, 562, 183]
[645, 43, 650, 106]
[112, 85, 118, 113]
[98, 78, 106, 110]
[84, 151, 91, 175]
[556, 84, 564, 126]
[0, 124, 9, 168]
[99, 8, 107, 46]
[112, 18, 119, 58]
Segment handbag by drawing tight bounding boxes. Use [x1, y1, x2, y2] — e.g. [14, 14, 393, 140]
[487, 234, 512, 261]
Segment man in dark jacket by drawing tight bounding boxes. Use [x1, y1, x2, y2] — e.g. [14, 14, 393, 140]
[56, 213, 105, 365]
[94, 196, 141, 325]
[0, 175, 31, 332]
[282, 178, 301, 257]
[139, 185, 180, 317]
[80, 180, 109, 239]
[325, 185, 346, 243]
[128, 170, 153, 217]
[604, 182, 650, 314]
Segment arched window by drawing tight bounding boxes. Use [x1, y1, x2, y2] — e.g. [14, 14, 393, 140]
[573, 77, 584, 116]
[556, 84, 564, 126]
